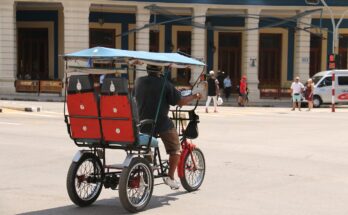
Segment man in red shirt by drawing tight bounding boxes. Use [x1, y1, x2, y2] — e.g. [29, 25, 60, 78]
[238, 76, 248, 106]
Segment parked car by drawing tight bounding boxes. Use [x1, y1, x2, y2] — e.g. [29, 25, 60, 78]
[303, 70, 348, 108]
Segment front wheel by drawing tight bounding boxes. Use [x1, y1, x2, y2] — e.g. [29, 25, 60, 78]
[66, 152, 104, 207]
[313, 95, 322, 108]
[119, 157, 154, 213]
[180, 148, 206, 192]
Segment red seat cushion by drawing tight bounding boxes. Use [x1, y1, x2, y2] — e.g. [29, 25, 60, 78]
[101, 120, 134, 142]
[100, 95, 135, 143]
[67, 93, 101, 140]
[100, 95, 132, 118]
[67, 93, 99, 116]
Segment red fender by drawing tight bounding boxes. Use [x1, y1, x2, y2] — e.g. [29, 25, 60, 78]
[177, 140, 196, 178]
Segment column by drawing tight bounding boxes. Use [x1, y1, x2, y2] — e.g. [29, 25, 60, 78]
[63, 1, 90, 54]
[294, 14, 311, 81]
[0, 0, 16, 94]
[135, 5, 150, 78]
[190, 7, 207, 85]
[243, 9, 261, 101]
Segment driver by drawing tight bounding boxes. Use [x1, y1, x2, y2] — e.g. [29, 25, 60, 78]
[134, 64, 200, 190]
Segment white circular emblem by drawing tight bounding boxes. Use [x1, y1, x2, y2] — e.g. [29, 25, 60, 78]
[82, 126, 87, 132]
[115, 128, 121, 134]
[113, 107, 117, 113]
[80, 104, 85, 110]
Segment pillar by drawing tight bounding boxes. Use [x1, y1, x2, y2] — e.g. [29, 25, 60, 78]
[0, 0, 16, 94]
[243, 9, 261, 101]
[63, 1, 90, 54]
[190, 7, 207, 85]
[294, 14, 311, 81]
[135, 5, 150, 78]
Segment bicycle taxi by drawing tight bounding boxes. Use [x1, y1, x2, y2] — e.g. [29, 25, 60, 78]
[63, 47, 206, 212]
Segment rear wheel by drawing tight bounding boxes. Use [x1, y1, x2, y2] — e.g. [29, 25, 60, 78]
[119, 157, 154, 213]
[313, 95, 322, 108]
[66, 152, 103, 207]
[180, 148, 206, 192]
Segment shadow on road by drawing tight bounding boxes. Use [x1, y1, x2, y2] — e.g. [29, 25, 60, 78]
[18, 192, 187, 215]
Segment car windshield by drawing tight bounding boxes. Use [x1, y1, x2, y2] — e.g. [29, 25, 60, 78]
[312, 75, 322, 85]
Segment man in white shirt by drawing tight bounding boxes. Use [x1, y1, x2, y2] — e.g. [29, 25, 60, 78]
[290, 76, 304, 111]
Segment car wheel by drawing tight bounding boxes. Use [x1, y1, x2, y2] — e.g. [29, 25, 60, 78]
[313, 96, 322, 108]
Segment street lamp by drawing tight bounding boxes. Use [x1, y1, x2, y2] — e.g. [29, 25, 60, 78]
[306, 0, 348, 112]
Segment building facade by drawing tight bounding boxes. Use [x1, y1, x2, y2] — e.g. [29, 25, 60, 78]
[1, 0, 348, 100]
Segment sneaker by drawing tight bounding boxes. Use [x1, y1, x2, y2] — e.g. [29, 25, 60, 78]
[164, 177, 180, 190]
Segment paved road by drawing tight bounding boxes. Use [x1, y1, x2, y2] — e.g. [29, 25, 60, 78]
[1, 104, 348, 215]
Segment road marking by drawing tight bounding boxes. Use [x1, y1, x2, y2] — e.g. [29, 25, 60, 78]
[5, 111, 61, 118]
[0, 121, 22, 126]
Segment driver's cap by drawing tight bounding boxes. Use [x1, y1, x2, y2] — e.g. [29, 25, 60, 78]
[147, 64, 162, 73]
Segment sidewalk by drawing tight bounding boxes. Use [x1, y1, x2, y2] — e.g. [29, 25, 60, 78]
[0, 100, 64, 113]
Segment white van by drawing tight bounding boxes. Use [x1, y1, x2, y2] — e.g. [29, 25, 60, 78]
[310, 70, 348, 107]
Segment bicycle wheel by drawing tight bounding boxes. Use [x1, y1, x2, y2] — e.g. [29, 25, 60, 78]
[119, 157, 154, 213]
[66, 152, 103, 207]
[180, 148, 206, 192]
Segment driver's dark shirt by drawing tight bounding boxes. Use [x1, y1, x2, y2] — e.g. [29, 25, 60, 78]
[134, 74, 181, 134]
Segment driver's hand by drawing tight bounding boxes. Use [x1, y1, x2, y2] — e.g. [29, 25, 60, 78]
[194, 93, 202, 100]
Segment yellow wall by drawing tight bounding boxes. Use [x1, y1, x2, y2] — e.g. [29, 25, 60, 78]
[150, 25, 165, 52]
[259, 28, 288, 87]
[172, 25, 192, 80]
[128, 23, 136, 51]
[17, 21, 55, 79]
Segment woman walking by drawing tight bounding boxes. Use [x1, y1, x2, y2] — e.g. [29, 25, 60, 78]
[305, 78, 315, 111]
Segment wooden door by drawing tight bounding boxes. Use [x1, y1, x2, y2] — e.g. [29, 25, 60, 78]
[176, 31, 192, 85]
[310, 35, 322, 77]
[218, 32, 242, 89]
[17, 28, 49, 80]
[259, 33, 282, 88]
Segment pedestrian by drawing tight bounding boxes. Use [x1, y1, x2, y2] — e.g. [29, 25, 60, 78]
[305, 78, 315, 111]
[205, 70, 219, 113]
[238, 76, 248, 107]
[290, 76, 304, 111]
[223, 75, 232, 101]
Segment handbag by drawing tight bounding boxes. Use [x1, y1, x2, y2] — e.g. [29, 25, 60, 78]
[183, 111, 199, 139]
[217, 96, 223, 105]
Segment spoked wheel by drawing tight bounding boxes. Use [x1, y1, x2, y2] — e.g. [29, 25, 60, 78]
[119, 157, 154, 213]
[66, 152, 104, 207]
[180, 148, 206, 192]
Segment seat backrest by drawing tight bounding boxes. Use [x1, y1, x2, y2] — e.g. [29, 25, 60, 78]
[100, 77, 136, 144]
[67, 75, 101, 141]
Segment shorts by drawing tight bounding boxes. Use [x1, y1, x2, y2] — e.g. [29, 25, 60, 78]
[159, 128, 181, 155]
[292, 94, 302, 102]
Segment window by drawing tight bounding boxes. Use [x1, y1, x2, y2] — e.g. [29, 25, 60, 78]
[312, 76, 322, 85]
[318, 77, 332, 88]
[338, 76, 348, 85]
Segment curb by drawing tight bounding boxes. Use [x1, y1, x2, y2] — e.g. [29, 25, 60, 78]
[2, 106, 41, 112]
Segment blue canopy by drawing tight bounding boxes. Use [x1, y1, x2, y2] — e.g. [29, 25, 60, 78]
[64, 47, 205, 67]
